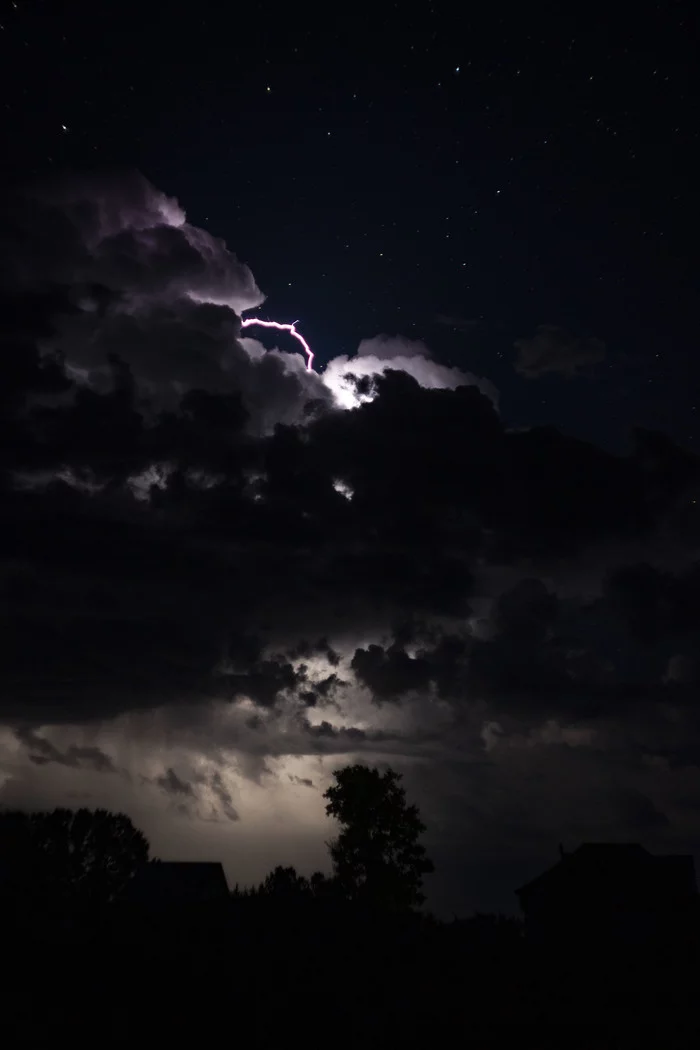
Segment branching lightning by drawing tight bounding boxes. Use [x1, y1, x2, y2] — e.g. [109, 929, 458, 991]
[241, 317, 315, 371]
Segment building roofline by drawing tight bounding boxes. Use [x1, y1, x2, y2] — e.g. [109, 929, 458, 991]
[514, 843, 694, 898]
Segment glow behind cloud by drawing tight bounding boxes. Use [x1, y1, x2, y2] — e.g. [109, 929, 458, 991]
[321, 344, 499, 410]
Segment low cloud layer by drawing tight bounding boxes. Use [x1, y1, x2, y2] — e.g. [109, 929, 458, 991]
[2, 173, 700, 915]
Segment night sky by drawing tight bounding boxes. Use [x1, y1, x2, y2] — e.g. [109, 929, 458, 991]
[1, 1, 699, 916]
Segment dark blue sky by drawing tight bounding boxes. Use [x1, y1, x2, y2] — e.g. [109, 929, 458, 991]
[2, 1, 697, 455]
[3, 1, 697, 453]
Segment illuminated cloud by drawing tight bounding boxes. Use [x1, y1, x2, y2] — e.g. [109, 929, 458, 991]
[12, 170, 264, 314]
[5, 173, 338, 431]
[322, 333, 498, 410]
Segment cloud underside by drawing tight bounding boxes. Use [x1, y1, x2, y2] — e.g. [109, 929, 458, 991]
[1, 172, 700, 912]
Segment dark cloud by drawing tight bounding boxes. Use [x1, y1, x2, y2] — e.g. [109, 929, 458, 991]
[351, 643, 433, 701]
[514, 324, 606, 377]
[15, 727, 115, 773]
[152, 765, 239, 822]
[289, 775, 314, 787]
[155, 768, 195, 797]
[1, 314, 697, 731]
[288, 638, 341, 667]
[302, 720, 395, 750]
[298, 673, 345, 708]
[209, 771, 240, 822]
[151, 766, 240, 823]
[220, 656, 305, 709]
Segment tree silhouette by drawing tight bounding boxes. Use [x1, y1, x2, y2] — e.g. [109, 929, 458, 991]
[323, 764, 434, 912]
[309, 870, 340, 900]
[0, 807, 149, 910]
[258, 865, 311, 897]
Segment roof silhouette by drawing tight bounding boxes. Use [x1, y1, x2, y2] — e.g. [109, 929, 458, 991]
[515, 842, 697, 900]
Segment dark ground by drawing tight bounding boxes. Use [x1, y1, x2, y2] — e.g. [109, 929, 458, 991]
[3, 897, 699, 1046]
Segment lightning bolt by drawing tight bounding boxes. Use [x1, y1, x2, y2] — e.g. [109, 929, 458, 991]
[241, 317, 315, 371]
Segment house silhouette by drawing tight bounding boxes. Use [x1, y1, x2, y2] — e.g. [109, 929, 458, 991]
[122, 861, 230, 906]
[110, 861, 231, 953]
[515, 843, 698, 948]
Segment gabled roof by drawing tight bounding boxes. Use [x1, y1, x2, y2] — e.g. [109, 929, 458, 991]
[122, 861, 230, 904]
[515, 843, 696, 899]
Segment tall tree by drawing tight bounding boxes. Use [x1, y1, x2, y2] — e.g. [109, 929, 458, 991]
[323, 764, 434, 912]
[0, 807, 149, 909]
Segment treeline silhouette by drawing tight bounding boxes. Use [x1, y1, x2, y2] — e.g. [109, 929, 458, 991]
[1, 765, 698, 1045]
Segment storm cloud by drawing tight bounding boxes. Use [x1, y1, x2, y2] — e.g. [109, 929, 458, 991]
[2, 173, 700, 915]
